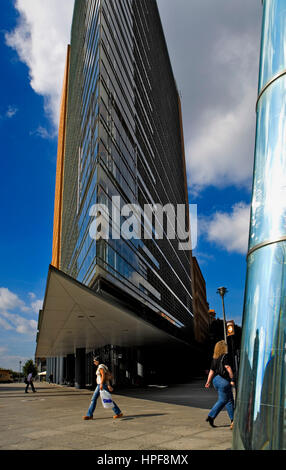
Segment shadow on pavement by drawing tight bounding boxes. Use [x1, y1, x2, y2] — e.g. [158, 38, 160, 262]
[0, 380, 219, 411]
[121, 413, 166, 420]
[114, 379, 218, 411]
[0, 386, 54, 392]
[0, 391, 91, 399]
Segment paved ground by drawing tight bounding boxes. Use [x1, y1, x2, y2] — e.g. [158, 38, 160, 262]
[0, 379, 233, 451]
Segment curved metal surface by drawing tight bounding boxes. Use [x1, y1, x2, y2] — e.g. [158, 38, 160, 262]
[247, 236, 286, 258]
[233, 0, 286, 450]
[256, 68, 286, 110]
[258, 0, 286, 93]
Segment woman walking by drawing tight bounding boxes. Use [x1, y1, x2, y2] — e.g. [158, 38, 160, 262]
[205, 340, 235, 429]
[83, 356, 123, 420]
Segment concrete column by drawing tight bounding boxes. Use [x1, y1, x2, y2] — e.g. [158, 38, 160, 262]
[66, 354, 75, 385]
[52, 357, 57, 383]
[58, 357, 64, 384]
[56, 357, 60, 384]
[75, 348, 86, 389]
[46, 358, 52, 379]
[137, 349, 144, 378]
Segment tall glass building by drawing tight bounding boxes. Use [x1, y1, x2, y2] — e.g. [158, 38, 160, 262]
[36, 0, 195, 387]
[233, 0, 286, 450]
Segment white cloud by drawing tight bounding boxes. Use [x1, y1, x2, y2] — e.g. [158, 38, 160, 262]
[186, 32, 258, 193]
[0, 287, 26, 312]
[31, 299, 43, 314]
[193, 251, 215, 266]
[0, 287, 42, 337]
[28, 292, 43, 314]
[186, 92, 254, 192]
[0, 352, 31, 371]
[0, 311, 37, 335]
[6, 106, 18, 118]
[0, 317, 13, 331]
[200, 202, 251, 254]
[5, 0, 74, 128]
[30, 125, 55, 140]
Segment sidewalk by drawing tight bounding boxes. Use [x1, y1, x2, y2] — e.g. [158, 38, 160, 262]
[0, 380, 233, 450]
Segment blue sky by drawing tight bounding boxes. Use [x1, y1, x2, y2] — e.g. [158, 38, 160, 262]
[0, 0, 262, 371]
[0, 0, 57, 370]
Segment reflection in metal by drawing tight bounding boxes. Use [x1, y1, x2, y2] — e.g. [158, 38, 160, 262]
[247, 235, 286, 257]
[256, 68, 286, 110]
[233, 0, 286, 450]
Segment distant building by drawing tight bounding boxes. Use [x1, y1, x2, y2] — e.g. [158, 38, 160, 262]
[208, 308, 216, 323]
[0, 369, 13, 383]
[191, 257, 210, 344]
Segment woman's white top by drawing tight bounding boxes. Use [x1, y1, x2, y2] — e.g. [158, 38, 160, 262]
[96, 364, 106, 385]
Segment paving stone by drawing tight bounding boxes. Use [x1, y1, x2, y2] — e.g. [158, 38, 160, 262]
[0, 381, 233, 451]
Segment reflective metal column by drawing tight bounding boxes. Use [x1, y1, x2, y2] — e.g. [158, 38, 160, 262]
[233, 0, 286, 450]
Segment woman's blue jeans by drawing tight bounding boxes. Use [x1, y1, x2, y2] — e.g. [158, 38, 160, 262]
[209, 375, 234, 421]
[86, 384, 121, 417]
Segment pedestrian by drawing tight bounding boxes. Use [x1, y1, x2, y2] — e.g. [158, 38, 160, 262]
[49, 373, 54, 384]
[205, 340, 235, 429]
[25, 372, 36, 393]
[83, 356, 123, 420]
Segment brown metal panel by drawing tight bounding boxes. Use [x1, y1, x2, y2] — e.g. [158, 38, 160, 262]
[177, 94, 190, 220]
[51, 45, 70, 269]
[178, 94, 193, 278]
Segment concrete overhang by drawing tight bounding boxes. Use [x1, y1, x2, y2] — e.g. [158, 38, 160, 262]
[36, 266, 187, 358]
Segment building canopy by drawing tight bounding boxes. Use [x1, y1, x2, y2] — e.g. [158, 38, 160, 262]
[36, 266, 185, 358]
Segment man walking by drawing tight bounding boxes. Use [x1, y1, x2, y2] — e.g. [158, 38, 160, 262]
[25, 372, 36, 393]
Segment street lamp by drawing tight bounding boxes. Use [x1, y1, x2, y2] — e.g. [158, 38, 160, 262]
[19, 361, 22, 383]
[217, 287, 228, 346]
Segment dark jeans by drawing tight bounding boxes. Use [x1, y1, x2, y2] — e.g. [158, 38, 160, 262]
[209, 375, 234, 421]
[25, 381, 36, 393]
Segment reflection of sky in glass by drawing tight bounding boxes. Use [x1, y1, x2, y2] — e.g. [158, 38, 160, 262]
[244, 246, 278, 359]
[259, 0, 286, 93]
[234, 0, 286, 450]
[242, 244, 286, 419]
[249, 77, 286, 249]
[253, 326, 265, 420]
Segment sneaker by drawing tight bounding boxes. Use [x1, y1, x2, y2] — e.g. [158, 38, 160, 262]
[83, 416, 93, 420]
[113, 413, 123, 419]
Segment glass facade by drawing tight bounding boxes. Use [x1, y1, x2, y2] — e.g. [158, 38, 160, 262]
[233, 0, 286, 450]
[60, 0, 193, 340]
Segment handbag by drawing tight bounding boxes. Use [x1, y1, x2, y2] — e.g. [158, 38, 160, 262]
[99, 364, 113, 383]
[100, 389, 114, 409]
[218, 354, 228, 379]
